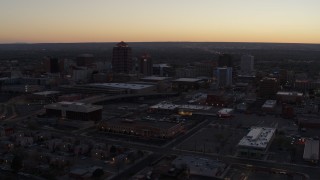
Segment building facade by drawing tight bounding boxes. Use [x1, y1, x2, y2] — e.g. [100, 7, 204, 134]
[240, 55, 254, 73]
[112, 41, 132, 74]
[215, 67, 233, 88]
[139, 53, 153, 76]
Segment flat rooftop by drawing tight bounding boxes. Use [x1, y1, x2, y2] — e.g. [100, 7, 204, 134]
[150, 103, 180, 110]
[262, 100, 277, 108]
[179, 104, 212, 111]
[150, 102, 212, 111]
[33, 91, 60, 96]
[303, 139, 319, 160]
[45, 101, 102, 113]
[172, 78, 202, 83]
[86, 83, 155, 90]
[140, 76, 171, 81]
[172, 156, 227, 178]
[238, 127, 276, 150]
[218, 108, 234, 114]
[277, 91, 303, 96]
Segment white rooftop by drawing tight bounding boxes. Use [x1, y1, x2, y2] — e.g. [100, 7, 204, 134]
[172, 156, 226, 178]
[238, 127, 276, 150]
[277, 91, 303, 96]
[217, 108, 234, 115]
[88, 83, 155, 90]
[45, 101, 102, 113]
[149, 102, 212, 111]
[149, 103, 180, 110]
[303, 139, 319, 161]
[179, 104, 212, 111]
[262, 100, 277, 109]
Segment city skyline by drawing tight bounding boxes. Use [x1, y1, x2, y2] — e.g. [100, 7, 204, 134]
[1, 0, 320, 44]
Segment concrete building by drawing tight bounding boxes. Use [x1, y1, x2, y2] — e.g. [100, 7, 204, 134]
[259, 77, 279, 98]
[205, 92, 233, 107]
[303, 139, 319, 163]
[240, 55, 254, 73]
[45, 101, 102, 121]
[215, 67, 232, 88]
[140, 76, 172, 92]
[85, 83, 157, 94]
[238, 127, 276, 158]
[276, 91, 303, 104]
[98, 119, 183, 139]
[172, 156, 227, 178]
[139, 53, 153, 76]
[44, 57, 62, 73]
[262, 100, 277, 113]
[112, 41, 132, 74]
[217, 108, 234, 118]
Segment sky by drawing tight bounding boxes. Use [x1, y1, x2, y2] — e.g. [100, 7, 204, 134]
[0, 0, 320, 44]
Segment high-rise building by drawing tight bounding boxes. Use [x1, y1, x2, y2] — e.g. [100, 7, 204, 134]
[139, 53, 153, 76]
[112, 41, 132, 74]
[215, 67, 233, 88]
[218, 53, 233, 67]
[44, 57, 60, 73]
[240, 55, 254, 73]
[259, 77, 279, 98]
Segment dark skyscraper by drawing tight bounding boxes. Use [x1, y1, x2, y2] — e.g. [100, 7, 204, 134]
[112, 41, 132, 74]
[44, 57, 60, 73]
[139, 53, 153, 76]
[218, 53, 233, 67]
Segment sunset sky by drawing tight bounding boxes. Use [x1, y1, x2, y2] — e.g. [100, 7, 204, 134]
[1, 0, 320, 43]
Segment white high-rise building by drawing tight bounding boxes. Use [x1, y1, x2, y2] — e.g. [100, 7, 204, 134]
[241, 55, 254, 73]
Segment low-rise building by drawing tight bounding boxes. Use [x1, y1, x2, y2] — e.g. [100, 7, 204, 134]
[172, 156, 227, 178]
[303, 139, 319, 163]
[45, 101, 102, 121]
[217, 108, 234, 118]
[262, 100, 277, 113]
[276, 91, 303, 104]
[237, 127, 276, 158]
[98, 119, 183, 139]
[172, 78, 205, 91]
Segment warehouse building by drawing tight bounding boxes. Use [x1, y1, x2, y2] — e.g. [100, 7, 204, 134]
[45, 101, 102, 121]
[98, 119, 183, 139]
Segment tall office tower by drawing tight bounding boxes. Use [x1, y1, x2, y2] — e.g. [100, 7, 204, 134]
[215, 67, 233, 88]
[44, 57, 60, 73]
[240, 54, 254, 73]
[139, 53, 153, 76]
[112, 41, 132, 74]
[218, 53, 233, 67]
[259, 77, 279, 98]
